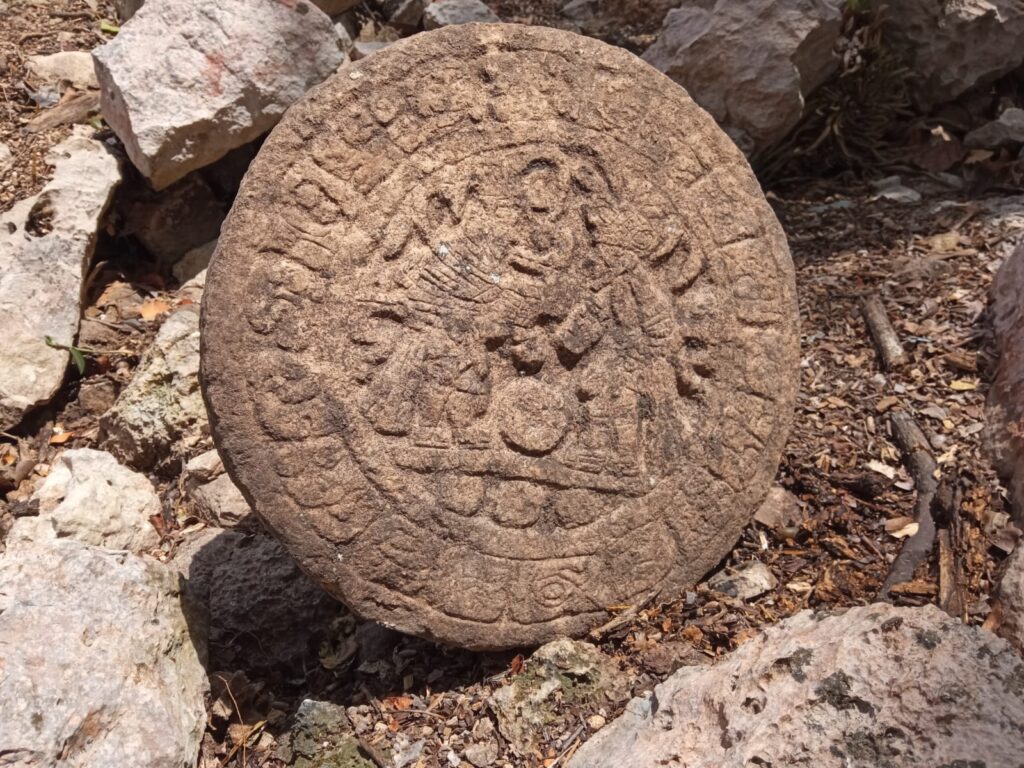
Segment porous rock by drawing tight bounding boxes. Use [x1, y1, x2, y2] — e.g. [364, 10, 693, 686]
[0, 129, 120, 430]
[489, 639, 630, 757]
[100, 303, 207, 471]
[643, 0, 843, 152]
[423, 0, 500, 28]
[997, 545, 1024, 655]
[93, 0, 345, 189]
[8, 447, 160, 552]
[569, 603, 1024, 768]
[877, 0, 1024, 109]
[0, 540, 208, 768]
[986, 241, 1024, 522]
[201, 24, 799, 649]
[171, 529, 341, 672]
[280, 699, 373, 768]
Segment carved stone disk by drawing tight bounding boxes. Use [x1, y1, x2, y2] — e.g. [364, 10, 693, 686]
[201, 23, 799, 650]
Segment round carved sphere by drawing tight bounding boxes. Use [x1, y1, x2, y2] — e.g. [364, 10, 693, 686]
[201, 23, 799, 650]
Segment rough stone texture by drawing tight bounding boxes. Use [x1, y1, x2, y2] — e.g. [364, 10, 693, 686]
[26, 51, 98, 99]
[0, 142, 11, 174]
[0, 540, 208, 768]
[8, 448, 160, 552]
[202, 24, 799, 649]
[121, 176, 227, 263]
[0, 129, 120, 430]
[489, 639, 630, 756]
[877, 0, 1024, 109]
[171, 529, 341, 672]
[173, 239, 218, 284]
[569, 604, 1024, 768]
[281, 699, 374, 768]
[424, 0, 500, 28]
[986, 241, 1024, 523]
[561, 0, 679, 37]
[191, 473, 252, 527]
[101, 303, 208, 471]
[643, 0, 843, 152]
[93, 0, 345, 190]
[966, 107, 1024, 149]
[115, 0, 356, 21]
[706, 559, 778, 600]
[997, 545, 1024, 656]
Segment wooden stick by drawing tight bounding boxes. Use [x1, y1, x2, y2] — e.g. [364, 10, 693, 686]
[937, 530, 964, 618]
[860, 293, 908, 370]
[879, 410, 939, 598]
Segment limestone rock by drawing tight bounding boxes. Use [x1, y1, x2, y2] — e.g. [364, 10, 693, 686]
[569, 604, 1024, 768]
[171, 529, 341, 672]
[100, 304, 207, 470]
[173, 239, 218, 284]
[489, 639, 630, 756]
[8, 448, 160, 552]
[0, 540, 208, 768]
[643, 0, 843, 152]
[191, 473, 252, 527]
[93, 0, 345, 189]
[424, 0, 500, 28]
[183, 447, 225, 489]
[0, 129, 120, 430]
[282, 699, 374, 768]
[997, 545, 1024, 655]
[966, 107, 1024, 149]
[878, 0, 1024, 109]
[202, 24, 799, 650]
[987, 241, 1024, 522]
[121, 175, 227, 263]
[706, 559, 778, 600]
[26, 51, 98, 105]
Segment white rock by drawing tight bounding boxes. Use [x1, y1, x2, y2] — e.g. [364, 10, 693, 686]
[0, 141, 11, 173]
[0, 129, 120, 430]
[8, 448, 160, 552]
[569, 604, 1024, 768]
[27, 51, 98, 91]
[707, 560, 778, 600]
[0, 540, 208, 768]
[424, 0, 500, 29]
[879, 0, 1024, 109]
[642, 0, 842, 152]
[93, 0, 345, 189]
[173, 239, 218, 284]
[183, 448, 225, 489]
[191, 473, 252, 527]
[100, 305, 207, 470]
[997, 545, 1024, 655]
[754, 486, 802, 528]
[966, 107, 1024, 149]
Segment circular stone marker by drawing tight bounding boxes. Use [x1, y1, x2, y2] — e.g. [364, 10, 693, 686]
[201, 23, 799, 650]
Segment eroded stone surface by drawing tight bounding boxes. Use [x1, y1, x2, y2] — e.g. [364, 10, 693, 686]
[201, 24, 799, 649]
[569, 604, 1024, 768]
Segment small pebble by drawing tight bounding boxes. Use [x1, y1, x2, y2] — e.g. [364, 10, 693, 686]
[587, 714, 606, 731]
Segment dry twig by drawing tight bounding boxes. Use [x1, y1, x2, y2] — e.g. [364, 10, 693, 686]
[879, 410, 938, 598]
[860, 293, 908, 369]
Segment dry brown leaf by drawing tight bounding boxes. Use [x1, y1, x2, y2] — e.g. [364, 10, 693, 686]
[139, 297, 172, 321]
[49, 431, 74, 445]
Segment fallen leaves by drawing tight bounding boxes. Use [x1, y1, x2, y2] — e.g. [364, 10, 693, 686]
[139, 297, 172, 321]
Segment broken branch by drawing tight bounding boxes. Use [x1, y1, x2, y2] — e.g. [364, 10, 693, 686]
[879, 410, 939, 598]
[860, 293, 908, 370]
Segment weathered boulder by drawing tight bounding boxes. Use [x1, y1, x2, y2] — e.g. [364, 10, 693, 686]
[986, 241, 1024, 522]
[489, 639, 630, 757]
[26, 51, 98, 105]
[100, 303, 207, 471]
[569, 604, 1024, 768]
[202, 23, 799, 650]
[424, 0, 500, 28]
[0, 129, 120, 430]
[997, 545, 1024, 655]
[0, 540, 208, 768]
[93, 0, 345, 189]
[878, 0, 1024, 109]
[115, 0, 357, 21]
[966, 107, 1024, 149]
[191, 473, 252, 527]
[643, 0, 843, 152]
[171, 529, 341, 672]
[8, 448, 160, 552]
